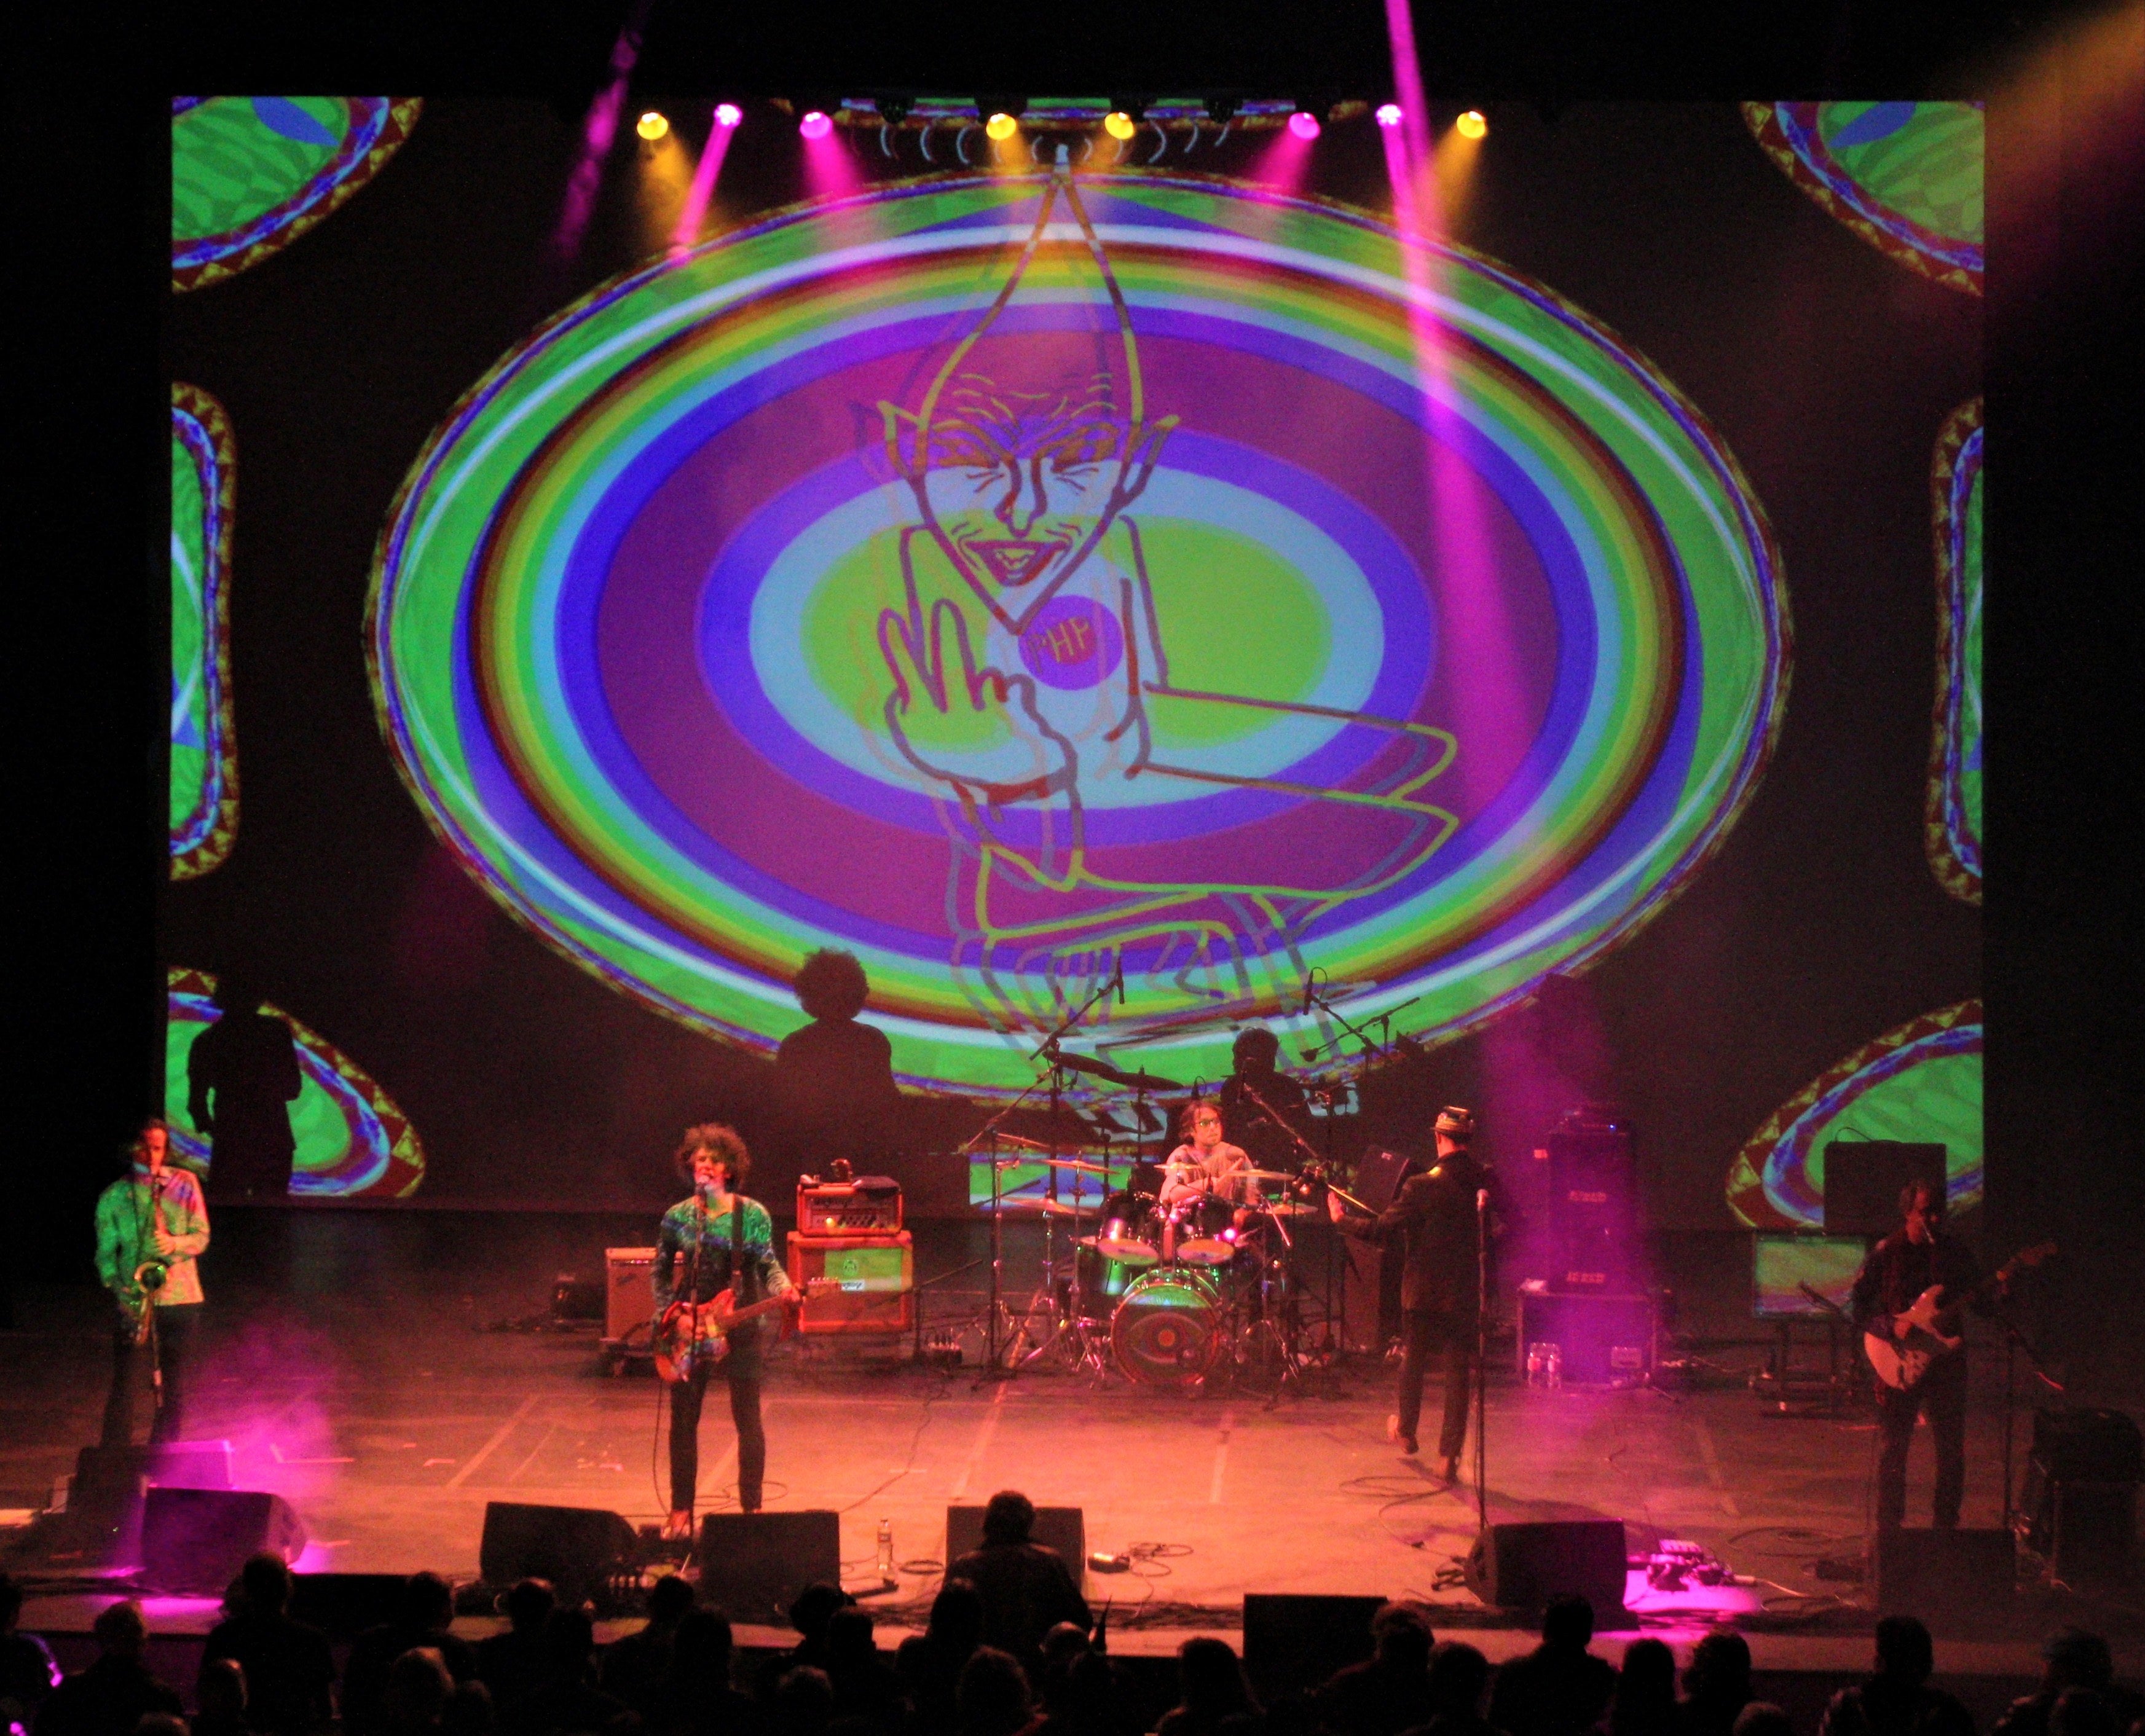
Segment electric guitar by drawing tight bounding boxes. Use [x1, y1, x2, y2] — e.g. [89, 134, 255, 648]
[1862, 1241, 2055, 1391]
[655, 1279, 836, 1383]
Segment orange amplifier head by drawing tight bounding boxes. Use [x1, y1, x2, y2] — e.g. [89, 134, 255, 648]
[795, 1176, 903, 1234]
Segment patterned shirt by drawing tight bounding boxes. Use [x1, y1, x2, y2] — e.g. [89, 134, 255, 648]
[95, 1168, 210, 1310]
[651, 1193, 790, 1314]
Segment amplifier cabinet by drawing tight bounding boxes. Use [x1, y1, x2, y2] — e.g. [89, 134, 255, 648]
[1515, 1286, 1656, 1387]
[788, 1231, 914, 1335]
[605, 1247, 657, 1344]
[796, 1179, 903, 1234]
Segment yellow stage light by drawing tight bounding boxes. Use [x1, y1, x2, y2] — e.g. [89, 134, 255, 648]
[985, 111, 1019, 141]
[637, 110, 669, 141]
[1104, 110, 1136, 140]
[1455, 109, 1487, 140]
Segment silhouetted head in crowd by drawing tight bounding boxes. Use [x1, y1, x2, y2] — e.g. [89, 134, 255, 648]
[213, 975, 262, 1017]
[384, 1649, 454, 1734]
[826, 1606, 878, 1668]
[399, 1572, 455, 1633]
[1614, 1637, 1676, 1730]
[775, 1664, 834, 1731]
[1372, 1603, 1436, 1671]
[1176, 1637, 1258, 1721]
[2053, 1691, 2122, 1736]
[795, 950, 870, 1023]
[138, 1716, 189, 1736]
[2045, 1630, 2115, 1694]
[929, 1579, 985, 1651]
[92, 1600, 148, 1659]
[789, 1584, 854, 1647]
[1687, 1632, 1754, 1704]
[199, 1657, 248, 1719]
[672, 1608, 735, 1681]
[1040, 1621, 1092, 1687]
[981, 1490, 1037, 1546]
[956, 1648, 1032, 1736]
[645, 1574, 696, 1628]
[500, 1579, 555, 1635]
[1541, 1594, 1594, 1650]
[1733, 1705, 1795, 1736]
[241, 1553, 293, 1616]
[443, 1680, 494, 1736]
[540, 1609, 599, 1683]
[1874, 1616, 1935, 1685]
[1430, 1641, 1491, 1714]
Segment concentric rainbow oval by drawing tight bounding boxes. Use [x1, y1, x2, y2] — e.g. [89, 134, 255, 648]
[371, 173, 1786, 1096]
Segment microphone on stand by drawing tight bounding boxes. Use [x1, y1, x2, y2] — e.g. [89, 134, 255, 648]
[1112, 957, 1125, 1006]
[1299, 972, 1317, 1017]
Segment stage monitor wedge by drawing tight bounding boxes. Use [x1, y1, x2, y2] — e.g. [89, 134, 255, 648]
[1463, 1520, 1629, 1620]
[695, 1511, 842, 1624]
[480, 1502, 639, 1610]
[141, 1487, 305, 1595]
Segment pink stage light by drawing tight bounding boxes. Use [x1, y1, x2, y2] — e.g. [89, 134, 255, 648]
[798, 109, 832, 139]
[1376, 103, 1404, 128]
[714, 102, 742, 128]
[1288, 109, 1321, 141]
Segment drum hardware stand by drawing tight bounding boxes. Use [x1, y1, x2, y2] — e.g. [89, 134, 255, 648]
[955, 1076, 1058, 1384]
[1993, 1302, 2061, 1543]
[999, 959, 1123, 1380]
[1300, 977, 1419, 1364]
[1473, 1187, 1490, 1525]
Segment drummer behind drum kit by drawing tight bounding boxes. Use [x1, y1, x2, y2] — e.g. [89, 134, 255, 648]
[993, 1149, 1322, 1392]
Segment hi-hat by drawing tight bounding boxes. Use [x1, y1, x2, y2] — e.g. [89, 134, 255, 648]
[991, 1196, 1077, 1216]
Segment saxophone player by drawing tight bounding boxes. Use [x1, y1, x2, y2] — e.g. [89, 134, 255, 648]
[95, 1120, 210, 1445]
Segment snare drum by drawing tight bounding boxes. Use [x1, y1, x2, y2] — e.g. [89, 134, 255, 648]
[1171, 1193, 1239, 1268]
[1111, 1267, 1225, 1385]
[1072, 1239, 1141, 1311]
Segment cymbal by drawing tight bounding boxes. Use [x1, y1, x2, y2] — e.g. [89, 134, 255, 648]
[1041, 1157, 1112, 1176]
[993, 1132, 1049, 1152]
[1242, 1168, 1297, 1182]
[1254, 1200, 1318, 1218]
[1044, 1046, 1184, 1092]
[992, 1196, 1077, 1216]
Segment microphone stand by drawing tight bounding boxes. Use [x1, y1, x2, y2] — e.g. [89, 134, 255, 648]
[1474, 1187, 1490, 1531]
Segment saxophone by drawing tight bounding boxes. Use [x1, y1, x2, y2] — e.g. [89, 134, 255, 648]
[130, 1174, 170, 1345]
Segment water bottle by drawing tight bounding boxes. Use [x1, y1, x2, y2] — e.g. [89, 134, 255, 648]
[876, 1518, 894, 1579]
[1545, 1345, 1562, 1390]
[1525, 1343, 1545, 1388]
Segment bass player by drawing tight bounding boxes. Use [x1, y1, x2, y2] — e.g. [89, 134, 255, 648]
[654, 1124, 799, 1537]
[1850, 1179, 2001, 1531]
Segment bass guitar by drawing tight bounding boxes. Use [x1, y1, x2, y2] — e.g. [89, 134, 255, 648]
[655, 1279, 837, 1384]
[1862, 1241, 2055, 1391]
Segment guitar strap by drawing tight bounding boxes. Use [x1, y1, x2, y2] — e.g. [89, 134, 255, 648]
[733, 1196, 755, 1307]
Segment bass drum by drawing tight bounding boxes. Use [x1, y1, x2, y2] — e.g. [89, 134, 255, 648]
[1111, 1267, 1226, 1386]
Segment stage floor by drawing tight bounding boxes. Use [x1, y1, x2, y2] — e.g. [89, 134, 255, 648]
[3, 1212, 2136, 1667]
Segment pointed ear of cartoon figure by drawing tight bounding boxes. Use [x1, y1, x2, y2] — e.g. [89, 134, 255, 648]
[880, 402, 929, 481]
[1112, 413, 1181, 509]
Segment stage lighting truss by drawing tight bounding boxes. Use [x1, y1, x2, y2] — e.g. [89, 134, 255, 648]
[830, 95, 1366, 135]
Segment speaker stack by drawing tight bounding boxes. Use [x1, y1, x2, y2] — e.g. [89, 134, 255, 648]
[1519, 1108, 1656, 1386]
[2023, 1407, 2142, 1583]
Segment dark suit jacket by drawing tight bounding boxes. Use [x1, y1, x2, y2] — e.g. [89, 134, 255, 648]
[1340, 1150, 1488, 1315]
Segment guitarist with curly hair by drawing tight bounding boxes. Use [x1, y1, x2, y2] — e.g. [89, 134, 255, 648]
[653, 1125, 800, 1538]
[1851, 1180, 2001, 1532]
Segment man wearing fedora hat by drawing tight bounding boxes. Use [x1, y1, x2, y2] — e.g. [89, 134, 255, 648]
[1330, 1106, 1489, 1479]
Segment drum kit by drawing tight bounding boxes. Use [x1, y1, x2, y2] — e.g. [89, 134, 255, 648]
[986, 1145, 1323, 1392]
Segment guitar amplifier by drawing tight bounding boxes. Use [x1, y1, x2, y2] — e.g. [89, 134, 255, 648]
[787, 1231, 913, 1335]
[605, 1247, 658, 1344]
[796, 1177, 903, 1234]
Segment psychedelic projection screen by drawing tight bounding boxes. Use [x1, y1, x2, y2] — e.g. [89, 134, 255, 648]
[167, 103, 1980, 1212]
[372, 171, 1782, 1099]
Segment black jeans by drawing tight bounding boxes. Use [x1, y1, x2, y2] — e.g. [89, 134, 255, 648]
[1875, 1350, 1967, 1530]
[1398, 1308, 1474, 1459]
[103, 1303, 202, 1445]
[669, 1361, 766, 1513]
